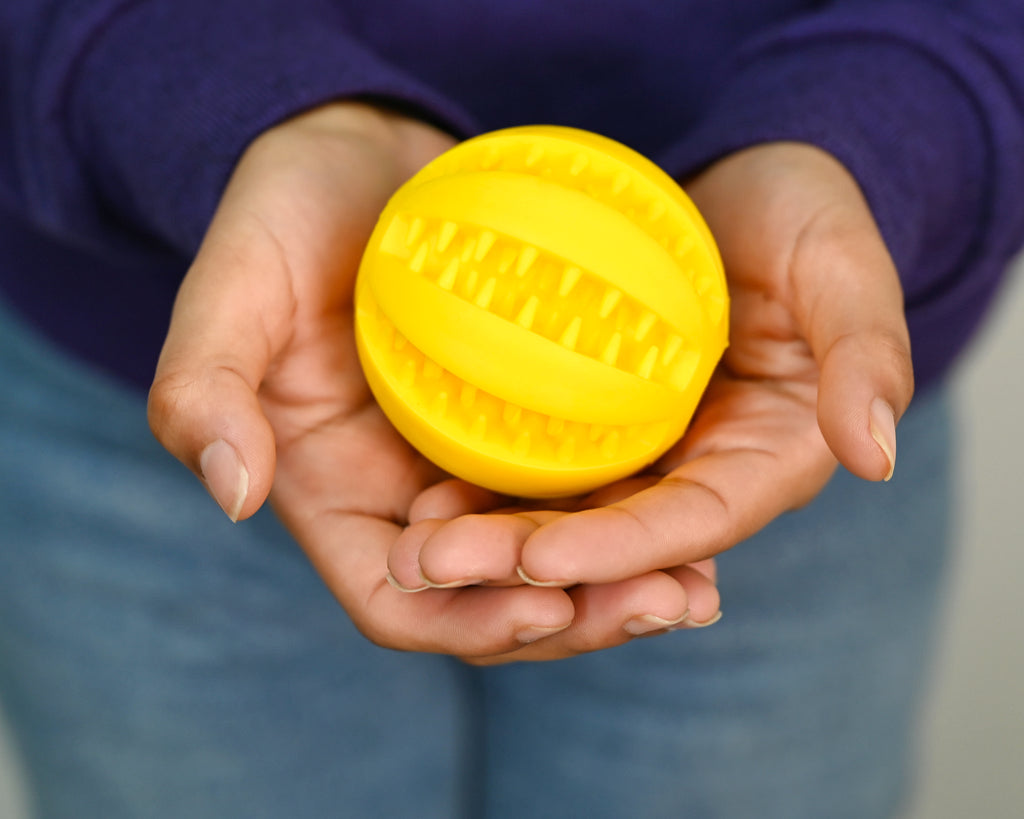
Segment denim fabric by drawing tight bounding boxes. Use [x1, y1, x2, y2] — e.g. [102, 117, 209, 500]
[0, 299, 953, 819]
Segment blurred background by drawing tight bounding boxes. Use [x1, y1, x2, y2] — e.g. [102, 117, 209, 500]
[1, 257, 1022, 818]
[905, 254, 1024, 819]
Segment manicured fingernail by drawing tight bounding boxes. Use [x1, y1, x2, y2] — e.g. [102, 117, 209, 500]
[869, 398, 897, 481]
[670, 611, 723, 630]
[516, 565, 568, 588]
[623, 612, 690, 636]
[516, 625, 568, 645]
[199, 439, 248, 522]
[385, 572, 428, 593]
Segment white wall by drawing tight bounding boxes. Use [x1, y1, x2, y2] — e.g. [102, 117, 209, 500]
[0, 705, 26, 816]
[907, 254, 1024, 819]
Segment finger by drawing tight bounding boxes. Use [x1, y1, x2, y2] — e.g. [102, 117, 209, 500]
[516, 390, 836, 585]
[661, 563, 721, 622]
[685, 144, 915, 483]
[290, 512, 576, 656]
[148, 105, 406, 522]
[408, 479, 509, 523]
[386, 519, 446, 591]
[683, 557, 718, 584]
[579, 474, 661, 508]
[148, 220, 292, 521]
[791, 209, 914, 482]
[373, 581, 575, 657]
[410, 511, 566, 588]
[466, 566, 719, 665]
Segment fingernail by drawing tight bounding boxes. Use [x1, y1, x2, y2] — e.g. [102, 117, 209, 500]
[516, 624, 568, 645]
[199, 439, 248, 522]
[516, 565, 568, 588]
[417, 569, 485, 590]
[669, 611, 723, 631]
[385, 572, 428, 593]
[623, 612, 690, 636]
[869, 398, 897, 481]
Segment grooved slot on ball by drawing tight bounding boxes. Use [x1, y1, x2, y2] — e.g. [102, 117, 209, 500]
[384, 212, 702, 391]
[365, 308, 662, 467]
[408, 134, 726, 327]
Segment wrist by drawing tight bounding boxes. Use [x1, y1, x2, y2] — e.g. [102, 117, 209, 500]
[259, 100, 456, 186]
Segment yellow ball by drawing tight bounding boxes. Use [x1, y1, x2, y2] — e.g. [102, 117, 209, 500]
[354, 126, 728, 498]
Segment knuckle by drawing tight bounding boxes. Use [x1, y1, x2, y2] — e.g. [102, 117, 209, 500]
[146, 372, 190, 432]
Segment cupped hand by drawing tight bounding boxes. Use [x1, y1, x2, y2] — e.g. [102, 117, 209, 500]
[147, 104, 719, 662]
[395, 142, 914, 627]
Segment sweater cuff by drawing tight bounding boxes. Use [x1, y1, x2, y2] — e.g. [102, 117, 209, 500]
[66, 0, 479, 253]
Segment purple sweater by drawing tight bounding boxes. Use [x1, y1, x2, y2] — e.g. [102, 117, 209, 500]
[2, 1, 1023, 391]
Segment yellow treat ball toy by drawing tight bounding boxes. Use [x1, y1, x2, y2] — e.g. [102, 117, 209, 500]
[354, 126, 728, 498]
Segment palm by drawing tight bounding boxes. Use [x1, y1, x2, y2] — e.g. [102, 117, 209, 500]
[259, 286, 449, 641]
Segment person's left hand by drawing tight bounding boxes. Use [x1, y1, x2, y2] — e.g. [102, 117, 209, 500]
[386, 142, 914, 663]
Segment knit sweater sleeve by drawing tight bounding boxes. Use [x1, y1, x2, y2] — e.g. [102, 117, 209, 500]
[659, 0, 1024, 387]
[4, 0, 478, 256]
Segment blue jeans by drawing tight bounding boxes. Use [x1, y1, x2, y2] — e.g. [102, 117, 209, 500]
[0, 298, 953, 818]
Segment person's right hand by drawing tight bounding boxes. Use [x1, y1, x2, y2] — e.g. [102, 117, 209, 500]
[387, 141, 915, 663]
[148, 103, 719, 661]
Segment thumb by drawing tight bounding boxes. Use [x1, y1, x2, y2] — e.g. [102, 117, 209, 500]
[686, 143, 914, 484]
[794, 210, 914, 482]
[148, 222, 290, 521]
